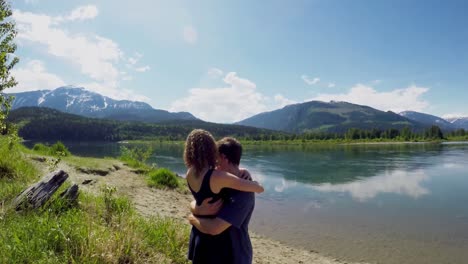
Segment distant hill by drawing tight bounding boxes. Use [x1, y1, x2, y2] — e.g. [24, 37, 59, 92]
[237, 101, 423, 133]
[9, 86, 196, 123]
[399, 111, 456, 132]
[8, 107, 287, 141]
[445, 117, 468, 130]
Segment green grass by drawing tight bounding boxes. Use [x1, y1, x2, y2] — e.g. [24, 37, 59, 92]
[63, 155, 118, 171]
[147, 168, 180, 189]
[0, 135, 190, 264]
[118, 145, 153, 171]
[31, 141, 71, 157]
[0, 136, 38, 203]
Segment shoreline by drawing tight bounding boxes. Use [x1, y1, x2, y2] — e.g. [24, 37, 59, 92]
[28, 154, 368, 264]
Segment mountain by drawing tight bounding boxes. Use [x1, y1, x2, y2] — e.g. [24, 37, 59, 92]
[445, 117, 468, 130]
[9, 86, 196, 123]
[237, 101, 423, 133]
[399, 111, 457, 131]
[8, 107, 287, 141]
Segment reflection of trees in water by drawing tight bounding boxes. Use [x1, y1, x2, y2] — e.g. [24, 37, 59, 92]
[245, 143, 448, 185]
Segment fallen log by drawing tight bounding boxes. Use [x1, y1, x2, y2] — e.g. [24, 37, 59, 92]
[59, 184, 79, 206]
[13, 170, 69, 211]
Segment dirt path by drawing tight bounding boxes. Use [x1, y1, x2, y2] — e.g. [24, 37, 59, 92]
[30, 155, 367, 264]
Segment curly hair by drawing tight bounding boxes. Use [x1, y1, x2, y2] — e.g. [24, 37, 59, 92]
[183, 129, 217, 175]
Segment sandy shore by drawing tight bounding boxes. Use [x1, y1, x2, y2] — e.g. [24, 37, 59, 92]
[31, 155, 367, 264]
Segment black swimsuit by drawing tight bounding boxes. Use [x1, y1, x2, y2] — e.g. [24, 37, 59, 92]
[187, 169, 233, 264]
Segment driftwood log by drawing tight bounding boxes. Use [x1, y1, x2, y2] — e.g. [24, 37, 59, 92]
[13, 170, 78, 211]
[59, 184, 79, 205]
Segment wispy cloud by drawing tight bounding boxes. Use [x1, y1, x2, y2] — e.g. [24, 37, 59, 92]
[53, 5, 99, 23]
[442, 113, 468, 119]
[135, 66, 151, 72]
[310, 84, 429, 113]
[301, 75, 320, 85]
[327, 82, 336, 88]
[183, 25, 198, 44]
[274, 94, 297, 108]
[12, 5, 149, 101]
[207, 68, 224, 78]
[10, 60, 65, 92]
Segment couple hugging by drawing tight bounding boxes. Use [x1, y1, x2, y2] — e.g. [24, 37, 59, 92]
[184, 129, 264, 264]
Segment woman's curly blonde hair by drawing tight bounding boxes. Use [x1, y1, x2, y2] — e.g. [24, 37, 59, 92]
[183, 129, 217, 175]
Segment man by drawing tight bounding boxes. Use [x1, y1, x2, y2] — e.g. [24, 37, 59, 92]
[188, 137, 256, 264]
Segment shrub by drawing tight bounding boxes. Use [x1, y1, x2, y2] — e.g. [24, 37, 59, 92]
[118, 146, 154, 170]
[32, 141, 71, 157]
[147, 168, 180, 189]
[50, 141, 71, 156]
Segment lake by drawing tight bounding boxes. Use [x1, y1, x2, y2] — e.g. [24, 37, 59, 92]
[25, 141, 468, 264]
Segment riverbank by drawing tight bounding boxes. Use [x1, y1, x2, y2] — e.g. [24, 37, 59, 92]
[26, 152, 367, 264]
[124, 138, 468, 147]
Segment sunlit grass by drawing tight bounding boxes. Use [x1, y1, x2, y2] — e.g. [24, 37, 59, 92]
[0, 136, 190, 264]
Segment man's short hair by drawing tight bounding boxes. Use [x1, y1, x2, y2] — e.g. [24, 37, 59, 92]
[217, 137, 242, 166]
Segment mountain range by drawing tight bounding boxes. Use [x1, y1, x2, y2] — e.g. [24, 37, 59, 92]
[237, 101, 425, 133]
[445, 117, 468, 130]
[9, 86, 196, 123]
[8, 107, 286, 141]
[398, 111, 458, 131]
[7, 86, 468, 134]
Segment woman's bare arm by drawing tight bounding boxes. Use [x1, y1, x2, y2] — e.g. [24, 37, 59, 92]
[211, 170, 264, 194]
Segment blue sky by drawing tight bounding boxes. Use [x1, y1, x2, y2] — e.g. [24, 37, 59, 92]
[9, 0, 468, 123]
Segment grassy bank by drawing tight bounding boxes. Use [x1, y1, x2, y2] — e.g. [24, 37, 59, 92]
[0, 136, 190, 263]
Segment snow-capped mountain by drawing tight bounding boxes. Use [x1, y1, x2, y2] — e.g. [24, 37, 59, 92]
[399, 111, 457, 131]
[9, 86, 196, 123]
[445, 117, 468, 130]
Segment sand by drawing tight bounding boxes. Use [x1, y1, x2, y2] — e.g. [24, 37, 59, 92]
[30, 155, 368, 264]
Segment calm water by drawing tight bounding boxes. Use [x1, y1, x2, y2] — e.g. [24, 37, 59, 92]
[26, 141, 468, 264]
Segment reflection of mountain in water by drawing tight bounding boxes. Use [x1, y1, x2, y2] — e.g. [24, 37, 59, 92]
[244, 143, 446, 185]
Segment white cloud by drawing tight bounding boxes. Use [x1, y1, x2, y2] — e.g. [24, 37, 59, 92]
[183, 25, 198, 44]
[12, 6, 149, 102]
[442, 113, 468, 119]
[54, 5, 99, 23]
[170, 72, 268, 123]
[14, 8, 121, 85]
[274, 94, 297, 108]
[312, 170, 430, 202]
[79, 82, 151, 103]
[301, 75, 320, 85]
[10, 60, 65, 92]
[327, 82, 336, 88]
[310, 84, 429, 113]
[207, 68, 224, 78]
[135, 66, 151, 72]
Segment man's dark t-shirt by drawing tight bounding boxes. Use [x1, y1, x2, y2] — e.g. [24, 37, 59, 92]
[217, 189, 255, 264]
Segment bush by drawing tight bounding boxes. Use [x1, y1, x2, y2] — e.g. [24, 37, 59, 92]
[32, 143, 48, 152]
[118, 146, 153, 170]
[147, 168, 180, 189]
[50, 141, 71, 156]
[32, 141, 71, 157]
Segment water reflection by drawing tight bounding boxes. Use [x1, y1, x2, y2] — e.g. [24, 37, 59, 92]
[311, 169, 430, 201]
[244, 143, 445, 186]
